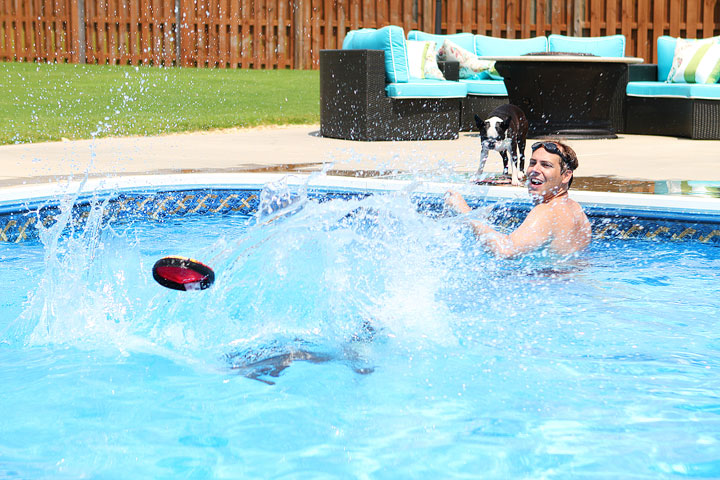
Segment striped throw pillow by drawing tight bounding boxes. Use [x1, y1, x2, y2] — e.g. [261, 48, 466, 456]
[405, 40, 445, 80]
[667, 38, 720, 84]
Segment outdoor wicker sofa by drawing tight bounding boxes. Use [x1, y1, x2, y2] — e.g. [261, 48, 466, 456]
[320, 26, 468, 141]
[625, 36, 720, 140]
[320, 26, 631, 141]
[320, 49, 464, 141]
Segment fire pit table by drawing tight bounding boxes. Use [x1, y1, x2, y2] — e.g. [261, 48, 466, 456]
[489, 53, 644, 139]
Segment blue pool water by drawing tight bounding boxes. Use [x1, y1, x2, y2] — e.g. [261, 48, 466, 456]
[1, 180, 720, 479]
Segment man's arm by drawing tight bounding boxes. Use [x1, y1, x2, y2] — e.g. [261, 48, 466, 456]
[445, 190, 553, 258]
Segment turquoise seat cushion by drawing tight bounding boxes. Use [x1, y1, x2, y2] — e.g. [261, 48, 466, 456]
[385, 79, 468, 98]
[474, 35, 548, 56]
[460, 79, 508, 96]
[627, 81, 720, 100]
[342, 26, 409, 83]
[657, 36, 678, 81]
[407, 31, 476, 54]
[548, 34, 626, 57]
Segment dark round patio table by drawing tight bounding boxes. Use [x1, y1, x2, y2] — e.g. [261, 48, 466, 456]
[487, 54, 644, 139]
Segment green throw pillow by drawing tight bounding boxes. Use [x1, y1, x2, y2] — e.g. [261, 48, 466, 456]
[667, 38, 720, 84]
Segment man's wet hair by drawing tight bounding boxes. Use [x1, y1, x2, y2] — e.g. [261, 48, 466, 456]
[554, 141, 577, 188]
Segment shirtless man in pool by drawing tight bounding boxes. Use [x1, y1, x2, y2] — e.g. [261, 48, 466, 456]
[446, 140, 591, 258]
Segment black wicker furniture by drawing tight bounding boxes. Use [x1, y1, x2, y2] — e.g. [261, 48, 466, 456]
[625, 63, 720, 140]
[320, 49, 464, 141]
[492, 55, 641, 139]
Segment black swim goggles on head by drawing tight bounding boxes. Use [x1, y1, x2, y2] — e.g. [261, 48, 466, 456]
[531, 141, 570, 169]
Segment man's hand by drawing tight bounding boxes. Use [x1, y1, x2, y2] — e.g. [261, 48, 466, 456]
[445, 190, 472, 214]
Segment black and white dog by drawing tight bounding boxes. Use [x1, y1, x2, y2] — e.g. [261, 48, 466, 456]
[474, 104, 529, 186]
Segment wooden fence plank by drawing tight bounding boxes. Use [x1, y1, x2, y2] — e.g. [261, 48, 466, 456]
[475, 0, 484, 34]
[84, 0, 92, 62]
[164, 0, 173, 65]
[303, 0, 310, 66]
[636, 0, 649, 60]
[21, 0, 30, 59]
[140, 0, 150, 64]
[40, 0, 48, 60]
[702, 0, 715, 37]
[253, 0, 261, 67]
[109, 0, 118, 63]
[12, 0, 18, 56]
[129, 0, 138, 63]
[349, 0, 358, 31]
[652, 0, 664, 62]
[178, 0, 188, 66]
[669, 0, 681, 37]
[589, 0, 600, 35]
[271, 0, 279, 66]
[47, 0, 55, 61]
[1, 1, 9, 59]
[335, 0, 343, 47]
[279, 0, 288, 65]
[14, 0, 22, 60]
[206, 0, 215, 66]
[205, 0, 215, 67]
[2, 0, 720, 68]
[462, 0, 472, 34]
[218, 0, 227, 67]
[606, 0, 617, 35]
[535, 0, 546, 37]
[229, 0, 237, 67]
[311, 0, 320, 67]
[621, 0, 631, 40]
[360, 0, 367, 26]
[239, 0, 248, 67]
[446, 0, 457, 32]
[687, 0, 698, 38]
[40, 0, 49, 60]
[18, 0, 24, 58]
[551, 0, 562, 33]
[219, 0, 229, 67]
[505, 0, 514, 37]
[323, 0, 331, 50]
[388, 0, 398, 26]
[33, 0, 41, 60]
[491, 0, 500, 36]
[120, 0, 127, 63]
[98, 0, 108, 63]
[519, 0, 528, 37]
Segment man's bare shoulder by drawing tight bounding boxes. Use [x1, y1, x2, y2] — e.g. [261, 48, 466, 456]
[525, 195, 591, 254]
[540, 195, 586, 218]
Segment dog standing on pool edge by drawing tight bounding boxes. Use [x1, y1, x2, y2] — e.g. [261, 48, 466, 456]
[474, 104, 529, 186]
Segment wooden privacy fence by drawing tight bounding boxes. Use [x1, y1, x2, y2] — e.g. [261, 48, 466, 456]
[1, 0, 719, 69]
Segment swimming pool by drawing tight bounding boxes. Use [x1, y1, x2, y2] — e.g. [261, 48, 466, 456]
[2, 173, 720, 478]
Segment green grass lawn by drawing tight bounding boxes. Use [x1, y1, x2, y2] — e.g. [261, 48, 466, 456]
[0, 62, 320, 144]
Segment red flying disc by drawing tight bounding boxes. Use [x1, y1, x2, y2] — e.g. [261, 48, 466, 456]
[152, 256, 215, 291]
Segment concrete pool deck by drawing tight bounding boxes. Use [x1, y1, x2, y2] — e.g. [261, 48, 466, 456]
[1, 125, 719, 191]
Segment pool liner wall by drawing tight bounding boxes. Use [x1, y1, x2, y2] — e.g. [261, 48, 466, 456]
[1, 187, 719, 245]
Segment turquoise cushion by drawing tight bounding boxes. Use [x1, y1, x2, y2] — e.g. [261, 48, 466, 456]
[343, 26, 409, 83]
[407, 31, 476, 54]
[548, 34, 626, 57]
[626, 81, 720, 100]
[474, 35, 548, 56]
[460, 79, 508, 96]
[385, 79, 468, 98]
[657, 36, 679, 81]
